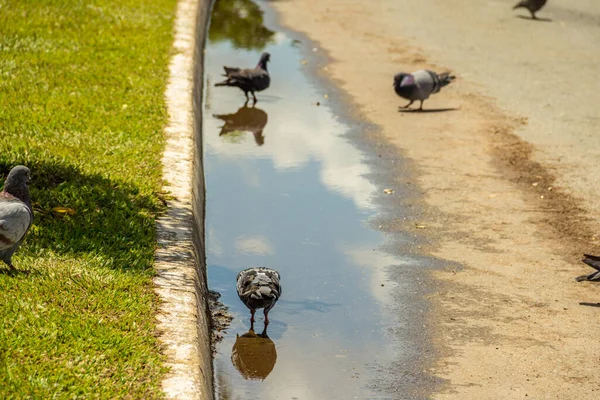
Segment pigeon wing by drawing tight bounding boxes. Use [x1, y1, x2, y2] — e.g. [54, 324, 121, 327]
[223, 66, 241, 76]
[0, 199, 32, 251]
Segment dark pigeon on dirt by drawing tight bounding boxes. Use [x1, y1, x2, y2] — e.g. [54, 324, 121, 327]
[576, 254, 600, 282]
[236, 267, 281, 327]
[0, 166, 33, 271]
[215, 52, 271, 104]
[513, 0, 547, 19]
[394, 70, 455, 111]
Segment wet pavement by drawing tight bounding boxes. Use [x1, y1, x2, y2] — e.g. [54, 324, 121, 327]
[203, 1, 432, 398]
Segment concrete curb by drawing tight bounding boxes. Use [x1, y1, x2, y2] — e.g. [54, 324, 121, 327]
[154, 0, 213, 398]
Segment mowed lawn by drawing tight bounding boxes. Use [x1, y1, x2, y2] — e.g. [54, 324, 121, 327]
[0, 0, 177, 397]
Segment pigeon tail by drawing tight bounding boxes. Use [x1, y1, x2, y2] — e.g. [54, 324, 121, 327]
[438, 73, 456, 88]
[214, 80, 230, 87]
[582, 254, 600, 271]
[576, 271, 600, 282]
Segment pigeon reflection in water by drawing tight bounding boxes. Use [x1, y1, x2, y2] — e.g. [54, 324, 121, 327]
[213, 105, 268, 146]
[231, 328, 277, 380]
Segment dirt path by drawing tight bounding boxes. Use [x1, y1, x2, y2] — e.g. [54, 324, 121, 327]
[272, 0, 600, 398]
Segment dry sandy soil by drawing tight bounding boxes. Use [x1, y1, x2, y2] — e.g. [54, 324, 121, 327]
[273, 0, 600, 398]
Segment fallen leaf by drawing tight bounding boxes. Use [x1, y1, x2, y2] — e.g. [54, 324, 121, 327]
[52, 207, 76, 216]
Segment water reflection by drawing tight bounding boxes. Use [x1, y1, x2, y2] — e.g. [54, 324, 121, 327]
[231, 328, 277, 380]
[209, 0, 275, 50]
[205, 1, 404, 398]
[214, 105, 268, 146]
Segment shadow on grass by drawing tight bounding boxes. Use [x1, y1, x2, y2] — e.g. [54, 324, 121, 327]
[0, 268, 31, 277]
[0, 160, 165, 272]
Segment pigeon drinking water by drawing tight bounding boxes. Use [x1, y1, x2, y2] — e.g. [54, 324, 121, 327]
[393, 70, 455, 111]
[215, 52, 271, 104]
[236, 267, 281, 327]
[0, 166, 33, 271]
[513, 0, 547, 20]
[576, 254, 600, 282]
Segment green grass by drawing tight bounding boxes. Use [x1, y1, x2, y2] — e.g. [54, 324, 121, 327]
[0, 0, 177, 397]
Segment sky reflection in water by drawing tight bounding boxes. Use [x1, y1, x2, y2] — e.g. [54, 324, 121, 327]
[205, 1, 401, 398]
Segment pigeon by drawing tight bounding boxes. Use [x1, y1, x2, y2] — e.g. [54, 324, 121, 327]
[236, 267, 281, 327]
[394, 70, 455, 111]
[215, 52, 271, 104]
[576, 254, 600, 282]
[0, 166, 33, 271]
[213, 105, 268, 146]
[513, 0, 547, 19]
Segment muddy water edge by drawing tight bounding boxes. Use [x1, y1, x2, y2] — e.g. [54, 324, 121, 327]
[203, 0, 444, 398]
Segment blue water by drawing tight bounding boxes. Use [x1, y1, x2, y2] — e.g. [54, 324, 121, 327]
[205, 1, 405, 398]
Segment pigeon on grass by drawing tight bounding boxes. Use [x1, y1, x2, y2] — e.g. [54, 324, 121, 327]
[0, 166, 33, 271]
[215, 52, 271, 104]
[576, 254, 600, 282]
[394, 70, 455, 111]
[513, 0, 547, 20]
[236, 267, 281, 329]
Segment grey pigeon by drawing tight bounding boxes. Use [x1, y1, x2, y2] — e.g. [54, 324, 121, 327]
[0, 166, 33, 271]
[213, 105, 268, 146]
[576, 254, 600, 282]
[513, 0, 547, 19]
[394, 70, 455, 111]
[215, 52, 271, 104]
[236, 267, 281, 327]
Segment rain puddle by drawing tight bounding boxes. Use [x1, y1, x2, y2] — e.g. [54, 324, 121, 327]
[204, 0, 427, 398]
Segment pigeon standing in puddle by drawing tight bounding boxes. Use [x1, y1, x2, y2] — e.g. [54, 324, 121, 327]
[393, 70, 455, 111]
[215, 52, 271, 104]
[0, 166, 33, 271]
[513, 0, 547, 20]
[236, 267, 281, 328]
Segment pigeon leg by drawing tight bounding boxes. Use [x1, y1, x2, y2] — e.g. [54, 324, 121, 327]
[244, 91, 249, 101]
[399, 100, 414, 109]
[418, 100, 424, 111]
[250, 318, 255, 332]
[260, 325, 268, 338]
[252, 92, 258, 104]
[250, 309, 255, 324]
[530, 10, 537, 19]
[264, 309, 270, 326]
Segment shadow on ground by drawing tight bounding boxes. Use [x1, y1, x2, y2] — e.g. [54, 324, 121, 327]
[0, 159, 164, 272]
